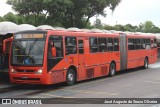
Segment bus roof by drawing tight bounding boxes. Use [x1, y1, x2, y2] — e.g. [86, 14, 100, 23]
[126, 33, 156, 38]
[14, 30, 47, 35]
[47, 29, 120, 38]
[13, 29, 156, 39]
[47, 29, 156, 38]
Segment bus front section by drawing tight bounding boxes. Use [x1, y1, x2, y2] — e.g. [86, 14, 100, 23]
[10, 31, 48, 84]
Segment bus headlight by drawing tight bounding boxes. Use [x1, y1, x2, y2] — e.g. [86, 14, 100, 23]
[11, 68, 15, 73]
[36, 68, 43, 74]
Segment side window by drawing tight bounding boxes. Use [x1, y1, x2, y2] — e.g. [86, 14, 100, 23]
[128, 38, 135, 50]
[141, 39, 146, 49]
[146, 39, 151, 50]
[89, 37, 98, 53]
[65, 37, 77, 55]
[107, 38, 113, 52]
[135, 39, 141, 50]
[157, 39, 160, 47]
[98, 38, 107, 52]
[78, 40, 84, 54]
[151, 40, 154, 48]
[154, 39, 157, 48]
[114, 38, 119, 51]
[48, 36, 63, 58]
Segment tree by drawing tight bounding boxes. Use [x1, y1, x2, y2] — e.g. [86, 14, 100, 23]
[104, 25, 115, 30]
[114, 24, 124, 31]
[93, 18, 103, 29]
[142, 21, 154, 33]
[152, 26, 160, 33]
[3, 12, 18, 23]
[0, 16, 3, 22]
[7, 0, 46, 26]
[7, 0, 122, 28]
[139, 21, 160, 33]
[124, 24, 133, 31]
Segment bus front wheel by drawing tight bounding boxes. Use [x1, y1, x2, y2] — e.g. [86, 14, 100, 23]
[66, 69, 76, 86]
[109, 63, 116, 77]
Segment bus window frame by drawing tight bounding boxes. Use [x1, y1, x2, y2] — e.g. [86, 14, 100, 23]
[113, 38, 119, 52]
[11, 32, 47, 67]
[89, 37, 98, 53]
[128, 38, 135, 51]
[78, 39, 84, 54]
[107, 38, 114, 52]
[65, 36, 77, 55]
[48, 35, 64, 59]
[98, 37, 107, 52]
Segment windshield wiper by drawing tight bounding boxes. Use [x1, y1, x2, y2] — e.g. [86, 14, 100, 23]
[23, 39, 38, 64]
[28, 39, 38, 55]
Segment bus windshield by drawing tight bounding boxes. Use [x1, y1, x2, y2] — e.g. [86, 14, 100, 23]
[12, 33, 46, 66]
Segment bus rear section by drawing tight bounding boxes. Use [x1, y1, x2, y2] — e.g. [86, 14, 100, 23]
[126, 34, 157, 69]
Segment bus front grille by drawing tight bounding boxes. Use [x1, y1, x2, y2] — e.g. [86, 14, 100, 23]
[15, 69, 35, 72]
[13, 77, 40, 81]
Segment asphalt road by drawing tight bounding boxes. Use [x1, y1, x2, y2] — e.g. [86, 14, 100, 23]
[0, 62, 160, 107]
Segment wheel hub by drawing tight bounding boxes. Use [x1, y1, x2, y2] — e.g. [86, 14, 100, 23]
[111, 66, 115, 75]
[68, 73, 73, 81]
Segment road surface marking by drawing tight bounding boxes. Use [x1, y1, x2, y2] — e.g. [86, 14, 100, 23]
[61, 89, 119, 96]
[108, 93, 119, 96]
[42, 93, 75, 98]
[150, 104, 160, 107]
[151, 77, 160, 80]
[145, 80, 160, 84]
[149, 63, 160, 69]
[29, 96, 45, 98]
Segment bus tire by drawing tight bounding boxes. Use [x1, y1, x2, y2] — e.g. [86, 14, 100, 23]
[66, 69, 76, 86]
[144, 58, 149, 69]
[109, 62, 116, 77]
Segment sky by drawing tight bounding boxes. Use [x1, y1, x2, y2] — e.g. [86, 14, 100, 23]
[0, 0, 14, 16]
[0, 0, 160, 27]
[90, 0, 160, 27]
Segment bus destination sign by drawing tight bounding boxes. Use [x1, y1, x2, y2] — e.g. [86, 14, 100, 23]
[14, 34, 44, 39]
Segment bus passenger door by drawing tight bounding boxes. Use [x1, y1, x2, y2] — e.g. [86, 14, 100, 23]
[151, 39, 155, 63]
[77, 38, 85, 80]
[151, 39, 158, 63]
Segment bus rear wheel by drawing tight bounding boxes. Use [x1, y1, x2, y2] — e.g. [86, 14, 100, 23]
[144, 58, 149, 69]
[66, 69, 76, 86]
[109, 63, 116, 77]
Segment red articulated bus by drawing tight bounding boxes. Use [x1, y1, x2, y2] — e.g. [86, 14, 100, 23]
[9, 29, 157, 85]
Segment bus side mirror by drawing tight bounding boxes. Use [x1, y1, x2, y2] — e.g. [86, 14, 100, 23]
[3, 38, 12, 53]
[51, 47, 56, 57]
[3, 41, 6, 53]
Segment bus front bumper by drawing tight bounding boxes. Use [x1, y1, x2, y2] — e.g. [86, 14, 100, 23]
[10, 73, 48, 84]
